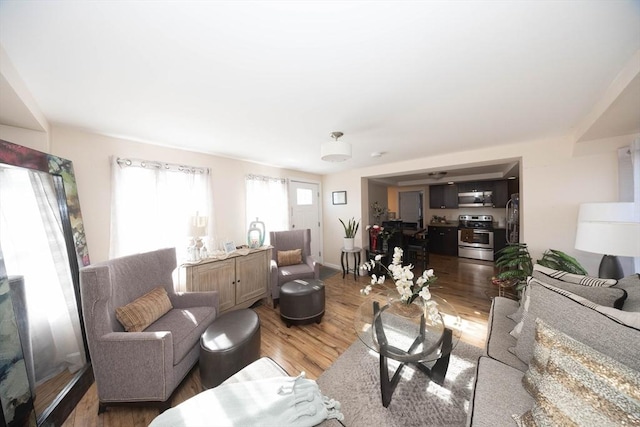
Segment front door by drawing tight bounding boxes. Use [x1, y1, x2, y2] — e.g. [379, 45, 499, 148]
[289, 180, 322, 264]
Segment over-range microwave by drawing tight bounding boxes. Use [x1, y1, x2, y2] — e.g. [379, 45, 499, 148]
[458, 191, 493, 208]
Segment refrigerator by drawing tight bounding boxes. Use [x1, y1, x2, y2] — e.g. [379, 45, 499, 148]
[506, 193, 519, 244]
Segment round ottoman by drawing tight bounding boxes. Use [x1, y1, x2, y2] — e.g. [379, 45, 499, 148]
[199, 309, 261, 389]
[279, 279, 325, 327]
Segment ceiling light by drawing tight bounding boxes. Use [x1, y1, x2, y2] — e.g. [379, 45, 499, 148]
[428, 171, 448, 179]
[371, 151, 383, 158]
[321, 131, 351, 162]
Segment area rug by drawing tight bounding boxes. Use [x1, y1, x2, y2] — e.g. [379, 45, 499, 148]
[317, 339, 483, 427]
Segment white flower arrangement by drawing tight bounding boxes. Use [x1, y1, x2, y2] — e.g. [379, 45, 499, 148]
[360, 247, 439, 322]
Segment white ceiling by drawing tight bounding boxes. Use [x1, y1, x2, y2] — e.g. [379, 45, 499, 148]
[1, 1, 639, 176]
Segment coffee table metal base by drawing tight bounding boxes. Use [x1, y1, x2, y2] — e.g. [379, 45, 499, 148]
[373, 301, 453, 408]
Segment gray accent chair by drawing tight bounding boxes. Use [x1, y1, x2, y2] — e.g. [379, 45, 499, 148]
[269, 229, 320, 306]
[79, 247, 218, 413]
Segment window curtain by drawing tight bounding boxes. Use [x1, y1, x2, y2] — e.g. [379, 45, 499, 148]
[110, 157, 215, 260]
[245, 174, 288, 245]
[0, 167, 86, 385]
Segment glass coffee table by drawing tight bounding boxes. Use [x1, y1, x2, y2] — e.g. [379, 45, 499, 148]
[354, 293, 462, 407]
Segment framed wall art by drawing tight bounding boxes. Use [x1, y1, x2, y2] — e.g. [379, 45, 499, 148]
[332, 191, 347, 205]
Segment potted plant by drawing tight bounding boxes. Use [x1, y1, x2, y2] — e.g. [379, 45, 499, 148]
[339, 217, 359, 250]
[494, 244, 588, 298]
[494, 243, 533, 296]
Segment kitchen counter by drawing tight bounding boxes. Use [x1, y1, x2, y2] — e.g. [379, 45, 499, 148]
[428, 221, 459, 228]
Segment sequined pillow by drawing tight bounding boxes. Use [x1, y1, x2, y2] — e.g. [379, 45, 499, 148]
[277, 249, 302, 267]
[514, 322, 640, 427]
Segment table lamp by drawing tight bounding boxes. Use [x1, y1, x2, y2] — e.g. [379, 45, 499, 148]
[188, 214, 208, 260]
[574, 202, 640, 279]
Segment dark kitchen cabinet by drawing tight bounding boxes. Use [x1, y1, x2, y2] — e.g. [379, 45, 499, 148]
[493, 179, 519, 208]
[492, 180, 509, 208]
[428, 226, 458, 256]
[493, 228, 507, 257]
[429, 184, 458, 209]
[457, 181, 485, 193]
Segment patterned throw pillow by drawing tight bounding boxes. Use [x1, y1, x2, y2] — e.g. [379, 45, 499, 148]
[277, 249, 302, 267]
[116, 286, 173, 332]
[532, 264, 626, 308]
[533, 264, 617, 287]
[514, 321, 640, 427]
[522, 319, 565, 398]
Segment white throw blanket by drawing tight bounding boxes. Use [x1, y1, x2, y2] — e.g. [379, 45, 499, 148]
[149, 373, 343, 427]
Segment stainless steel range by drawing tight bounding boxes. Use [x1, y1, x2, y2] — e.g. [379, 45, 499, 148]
[458, 214, 494, 261]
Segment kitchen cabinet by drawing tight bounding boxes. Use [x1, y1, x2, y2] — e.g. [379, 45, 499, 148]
[457, 181, 486, 193]
[493, 228, 507, 257]
[492, 180, 509, 208]
[428, 225, 458, 256]
[492, 179, 519, 208]
[429, 184, 458, 209]
[185, 247, 271, 312]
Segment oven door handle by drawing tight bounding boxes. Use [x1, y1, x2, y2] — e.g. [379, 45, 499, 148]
[471, 230, 492, 234]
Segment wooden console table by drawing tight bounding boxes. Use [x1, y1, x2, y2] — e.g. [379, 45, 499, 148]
[183, 246, 271, 312]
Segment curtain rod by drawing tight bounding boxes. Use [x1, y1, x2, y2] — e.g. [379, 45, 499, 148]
[116, 157, 208, 174]
[246, 174, 286, 183]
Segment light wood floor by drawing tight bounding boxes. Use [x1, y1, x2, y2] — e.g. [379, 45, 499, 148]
[62, 254, 498, 427]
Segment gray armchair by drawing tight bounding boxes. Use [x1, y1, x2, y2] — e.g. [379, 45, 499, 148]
[79, 247, 218, 413]
[270, 229, 320, 306]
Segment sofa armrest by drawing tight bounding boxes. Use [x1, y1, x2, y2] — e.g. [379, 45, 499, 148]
[171, 291, 219, 310]
[92, 331, 174, 401]
[270, 259, 280, 299]
[306, 256, 320, 279]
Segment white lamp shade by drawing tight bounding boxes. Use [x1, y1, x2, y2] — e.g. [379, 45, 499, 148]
[575, 202, 640, 257]
[188, 215, 208, 237]
[321, 141, 352, 162]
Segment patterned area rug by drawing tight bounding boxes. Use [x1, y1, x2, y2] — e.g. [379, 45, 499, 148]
[317, 339, 483, 427]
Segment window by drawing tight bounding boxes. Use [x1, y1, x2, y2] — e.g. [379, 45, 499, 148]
[110, 157, 213, 259]
[296, 188, 313, 205]
[246, 174, 288, 245]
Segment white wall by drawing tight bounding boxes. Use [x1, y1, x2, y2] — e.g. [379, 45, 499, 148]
[3, 122, 634, 276]
[50, 126, 320, 263]
[322, 133, 638, 276]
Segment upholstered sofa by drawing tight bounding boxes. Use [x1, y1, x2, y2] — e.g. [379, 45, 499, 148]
[467, 267, 640, 426]
[80, 247, 219, 412]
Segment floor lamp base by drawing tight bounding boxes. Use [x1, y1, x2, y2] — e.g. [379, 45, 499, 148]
[598, 255, 624, 280]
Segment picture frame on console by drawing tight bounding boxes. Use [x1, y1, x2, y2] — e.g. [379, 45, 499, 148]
[224, 241, 236, 254]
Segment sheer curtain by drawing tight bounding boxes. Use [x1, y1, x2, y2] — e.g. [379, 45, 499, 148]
[0, 167, 86, 385]
[246, 174, 288, 245]
[110, 157, 214, 260]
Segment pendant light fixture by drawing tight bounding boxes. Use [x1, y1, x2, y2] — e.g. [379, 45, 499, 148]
[321, 131, 352, 162]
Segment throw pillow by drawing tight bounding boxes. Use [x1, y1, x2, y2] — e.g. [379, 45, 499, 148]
[277, 249, 303, 267]
[522, 319, 564, 398]
[509, 287, 530, 339]
[506, 280, 531, 324]
[532, 264, 617, 287]
[532, 264, 626, 308]
[116, 286, 173, 332]
[514, 322, 640, 427]
[512, 280, 640, 371]
[615, 274, 640, 312]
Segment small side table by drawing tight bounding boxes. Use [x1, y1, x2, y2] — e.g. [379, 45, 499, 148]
[341, 247, 362, 280]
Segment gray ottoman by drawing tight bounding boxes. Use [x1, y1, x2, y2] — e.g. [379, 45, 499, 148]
[279, 279, 325, 327]
[199, 309, 261, 389]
